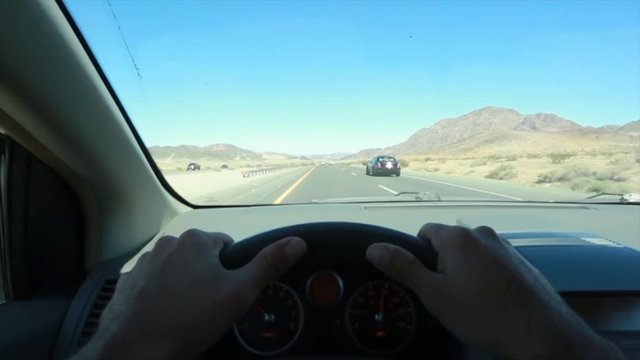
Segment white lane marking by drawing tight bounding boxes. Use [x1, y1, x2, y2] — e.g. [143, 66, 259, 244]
[378, 185, 399, 195]
[404, 175, 523, 201]
[350, 172, 357, 176]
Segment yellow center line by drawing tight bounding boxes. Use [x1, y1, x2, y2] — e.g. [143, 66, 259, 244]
[273, 165, 318, 204]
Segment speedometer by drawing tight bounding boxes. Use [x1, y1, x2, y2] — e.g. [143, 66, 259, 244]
[345, 280, 415, 354]
[234, 282, 303, 355]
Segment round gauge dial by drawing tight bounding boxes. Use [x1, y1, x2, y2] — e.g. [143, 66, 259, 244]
[234, 282, 303, 355]
[345, 280, 416, 354]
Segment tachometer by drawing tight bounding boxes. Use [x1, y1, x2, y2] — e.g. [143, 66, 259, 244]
[345, 280, 415, 354]
[234, 282, 303, 355]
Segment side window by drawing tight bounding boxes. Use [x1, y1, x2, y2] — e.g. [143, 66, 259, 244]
[0, 132, 84, 359]
[0, 133, 84, 304]
[0, 134, 7, 304]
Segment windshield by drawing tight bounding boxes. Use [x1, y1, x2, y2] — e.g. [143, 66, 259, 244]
[64, 0, 639, 206]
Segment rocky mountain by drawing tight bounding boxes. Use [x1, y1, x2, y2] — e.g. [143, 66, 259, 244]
[617, 120, 640, 135]
[149, 143, 263, 161]
[598, 124, 621, 131]
[514, 113, 582, 132]
[345, 107, 639, 159]
[261, 152, 299, 160]
[394, 107, 523, 154]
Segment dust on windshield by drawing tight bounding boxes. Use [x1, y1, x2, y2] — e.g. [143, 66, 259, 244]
[64, 0, 640, 205]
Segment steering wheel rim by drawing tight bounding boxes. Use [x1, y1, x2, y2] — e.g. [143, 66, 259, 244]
[219, 221, 438, 271]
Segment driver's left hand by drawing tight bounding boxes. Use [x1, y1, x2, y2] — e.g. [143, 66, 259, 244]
[73, 229, 307, 360]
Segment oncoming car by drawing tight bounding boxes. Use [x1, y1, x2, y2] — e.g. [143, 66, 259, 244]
[187, 162, 201, 171]
[366, 155, 401, 177]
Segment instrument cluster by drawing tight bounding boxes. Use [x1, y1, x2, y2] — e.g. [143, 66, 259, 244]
[232, 270, 419, 357]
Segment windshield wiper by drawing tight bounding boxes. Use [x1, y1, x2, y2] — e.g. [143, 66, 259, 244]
[395, 191, 441, 201]
[585, 192, 640, 204]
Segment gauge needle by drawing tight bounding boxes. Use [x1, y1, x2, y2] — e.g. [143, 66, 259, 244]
[256, 303, 267, 315]
[376, 283, 388, 323]
[256, 303, 275, 322]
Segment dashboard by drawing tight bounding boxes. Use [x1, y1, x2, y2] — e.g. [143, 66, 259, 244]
[211, 276, 458, 359]
[53, 203, 640, 359]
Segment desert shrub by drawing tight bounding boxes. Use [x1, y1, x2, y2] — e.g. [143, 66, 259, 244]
[586, 183, 608, 193]
[539, 165, 592, 183]
[361, 160, 368, 166]
[485, 164, 517, 180]
[423, 156, 433, 162]
[568, 177, 588, 191]
[470, 158, 489, 167]
[548, 152, 576, 164]
[505, 154, 518, 161]
[398, 159, 410, 168]
[569, 177, 632, 193]
[569, 177, 606, 193]
[525, 153, 543, 159]
[586, 150, 598, 158]
[636, 150, 640, 164]
[537, 171, 557, 183]
[556, 165, 591, 182]
[606, 157, 624, 166]
[595, 168, 629, 182]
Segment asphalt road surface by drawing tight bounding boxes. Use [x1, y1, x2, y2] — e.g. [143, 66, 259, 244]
[180, 164, 588, 205]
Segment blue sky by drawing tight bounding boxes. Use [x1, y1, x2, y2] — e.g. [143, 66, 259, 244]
[65, 0, 640, 155]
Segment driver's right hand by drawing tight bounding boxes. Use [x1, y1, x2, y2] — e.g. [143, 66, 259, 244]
[366, 223, 623, 359]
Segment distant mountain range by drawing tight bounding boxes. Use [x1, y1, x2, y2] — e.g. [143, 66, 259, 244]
[149, 144, 263, 161]
[148, 143, 347, 162]
[148, 107, 639, 162]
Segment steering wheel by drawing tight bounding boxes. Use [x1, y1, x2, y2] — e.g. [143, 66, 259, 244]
[210, 222, 463, 359]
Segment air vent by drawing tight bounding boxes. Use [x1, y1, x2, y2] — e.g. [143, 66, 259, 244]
[77, 278, 118, 348]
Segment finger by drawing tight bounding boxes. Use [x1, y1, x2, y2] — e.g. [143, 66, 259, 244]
[473, 225, 500, 243]
[366, 243, 441, 296]
[417, 223, 450, 252]
[240, 237, 307, 289]
[208, 232, 234, 248]
[153, 235, 178, 254]
[129, 251, 151, 272]
[178, 228, 230, 253]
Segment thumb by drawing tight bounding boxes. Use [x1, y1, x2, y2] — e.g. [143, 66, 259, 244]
[240, 237, 307, 289]
[366, 243, 441, 298]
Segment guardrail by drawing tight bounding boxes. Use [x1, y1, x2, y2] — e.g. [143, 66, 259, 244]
[241, 164, 302, 178]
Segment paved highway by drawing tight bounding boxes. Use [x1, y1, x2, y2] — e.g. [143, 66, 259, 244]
[174, 164, 588, 205]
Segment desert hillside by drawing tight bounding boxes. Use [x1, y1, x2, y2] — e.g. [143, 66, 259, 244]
[346, 107, 638, 159]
